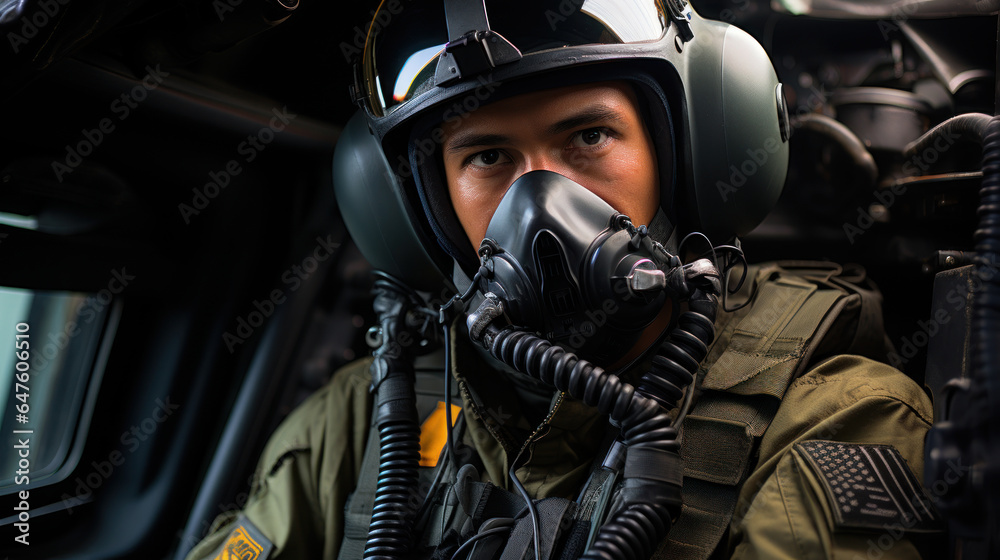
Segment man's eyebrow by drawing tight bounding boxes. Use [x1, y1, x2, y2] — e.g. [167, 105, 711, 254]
[445, 133, 511, 153]
[444, 105, 627, 153]
[547, 105, 625, 135]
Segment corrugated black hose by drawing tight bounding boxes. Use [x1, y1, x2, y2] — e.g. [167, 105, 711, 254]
[903, 113, 994, 157]
[467, 259, 720, 560]
[921, 113, 1000, 553]
[973, 116, 1000, 546]
[363, 274, 430, 560]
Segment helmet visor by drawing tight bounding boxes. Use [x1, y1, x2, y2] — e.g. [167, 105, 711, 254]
[361, 0, 669, 116]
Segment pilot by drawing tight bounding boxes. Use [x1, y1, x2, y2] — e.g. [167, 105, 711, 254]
[186, 1, 939, 559]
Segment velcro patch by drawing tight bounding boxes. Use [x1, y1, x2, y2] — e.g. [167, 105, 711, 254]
[794, 440, 941, 533]
[212, 515, 274, 560]
[419, 401, 462, 467]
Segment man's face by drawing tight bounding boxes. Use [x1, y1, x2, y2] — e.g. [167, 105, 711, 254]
[441, 81, 660, 251]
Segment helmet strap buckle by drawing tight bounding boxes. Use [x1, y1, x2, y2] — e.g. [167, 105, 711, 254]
[435, 0, 521, 86]
[435, 30, 521, 86]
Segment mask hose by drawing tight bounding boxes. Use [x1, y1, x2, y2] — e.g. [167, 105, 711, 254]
[467, 258, 720, 560]
[923, 114, 1000, 552]
[637, 258, 719, 413]
[363, 273, 433, 559]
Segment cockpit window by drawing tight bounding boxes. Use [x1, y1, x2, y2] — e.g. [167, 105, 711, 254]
[0, 286, 112, 490]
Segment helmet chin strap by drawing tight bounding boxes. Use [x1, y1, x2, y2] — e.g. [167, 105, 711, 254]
[648, 208, 679, 255]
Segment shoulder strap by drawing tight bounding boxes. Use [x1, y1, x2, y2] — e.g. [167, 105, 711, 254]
[338, 413, 381, 560]
[700, 270, 846, 397]
[659, 261, 873, 560]
[339, 368, 459, 560]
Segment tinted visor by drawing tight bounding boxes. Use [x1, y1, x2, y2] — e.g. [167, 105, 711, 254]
[361, 0, 669, 116]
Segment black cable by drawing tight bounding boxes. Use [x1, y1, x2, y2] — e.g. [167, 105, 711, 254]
[412, 312, 471, 533]
[676, 232, 751, 312]
[673, 381, 696, 428]
[412, 323, 464, 538]
[436, 272, 483, 476]
[413, 430, 452, 530]
[443, 323, 456, 458]
[508, 463, 541, 560]
[677, 231, 719, 265]
[720, 248, 751, 313]
[449, 527, 513, 560]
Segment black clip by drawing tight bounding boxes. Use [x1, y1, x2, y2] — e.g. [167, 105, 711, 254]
[434, 30, 522, 86]
[629, 224, 649, 251]
[665, 0, 695, 42]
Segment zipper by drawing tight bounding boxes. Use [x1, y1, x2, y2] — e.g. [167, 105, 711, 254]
[510, 392, 566, 484]
[458, 374, 568, 493]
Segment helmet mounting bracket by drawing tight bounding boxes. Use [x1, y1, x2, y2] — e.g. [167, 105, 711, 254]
[436, 0, 521, 85]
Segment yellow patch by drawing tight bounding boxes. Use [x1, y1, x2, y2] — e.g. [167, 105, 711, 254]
[214, 525, 265, 560]
[419, 401, 462, 467]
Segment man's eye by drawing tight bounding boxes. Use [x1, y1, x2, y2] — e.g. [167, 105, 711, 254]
[469, 150, 508, 167]
[571, 128, 610, 147]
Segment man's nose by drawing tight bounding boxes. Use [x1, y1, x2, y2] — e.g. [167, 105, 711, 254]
[521, 152, 572, 178]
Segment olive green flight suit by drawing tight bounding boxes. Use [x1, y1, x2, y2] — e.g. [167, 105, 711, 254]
[185, 264, 938, 560]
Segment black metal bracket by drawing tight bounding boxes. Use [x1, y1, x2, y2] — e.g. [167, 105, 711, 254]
[665, 0, 694, 42]
[434, 0, 521, 86]
[434, 30, 521, 86]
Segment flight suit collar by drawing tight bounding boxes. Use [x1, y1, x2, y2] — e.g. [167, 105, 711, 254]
[448, 323, 611, 499]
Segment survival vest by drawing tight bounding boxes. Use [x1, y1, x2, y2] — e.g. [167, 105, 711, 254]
[339, 261, 890, 560]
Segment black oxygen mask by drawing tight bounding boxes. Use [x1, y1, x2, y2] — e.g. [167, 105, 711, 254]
[469, 170, 685, 366]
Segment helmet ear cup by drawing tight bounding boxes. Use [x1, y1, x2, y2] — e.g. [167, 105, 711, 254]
[681, 17, 789, 241]
[333, 111, 452, 292]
